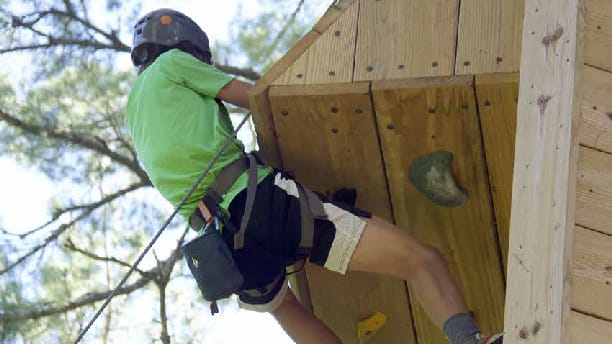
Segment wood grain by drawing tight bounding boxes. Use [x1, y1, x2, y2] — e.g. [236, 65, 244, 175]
[570, 311, 612, 344]
[584, 0, 612, 71]
[475, 73, 520, 269]
[580, 65, 612, 154]
[354, 0, 459, 81]
[268, 83, 416, 344]
[455, 0, 524, 75]
[372, 76, 505, 344]
[503, 0, 584, 342]
[576, 146, 612, 235]
[273, 1, 359, 85]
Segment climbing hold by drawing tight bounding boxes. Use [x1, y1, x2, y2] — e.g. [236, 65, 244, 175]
[357, 311, 388, 343]
[409, 151, 468, 207]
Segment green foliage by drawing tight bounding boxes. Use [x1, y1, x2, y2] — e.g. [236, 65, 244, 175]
[0, 0, 331, 342]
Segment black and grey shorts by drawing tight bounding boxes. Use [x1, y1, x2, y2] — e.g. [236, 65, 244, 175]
[222, 170, 370, 312]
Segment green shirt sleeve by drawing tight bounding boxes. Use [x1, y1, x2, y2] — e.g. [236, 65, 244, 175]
[159, 49, 233, 98]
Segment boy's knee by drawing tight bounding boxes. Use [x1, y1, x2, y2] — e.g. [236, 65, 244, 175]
[413, 244, 447, 275]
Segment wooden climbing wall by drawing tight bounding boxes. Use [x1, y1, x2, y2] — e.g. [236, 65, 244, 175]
[268, 83, 416, 344]
[261, 76, 511, 343]
[244, 0, 542, 342]
[372, 76, 506, 343]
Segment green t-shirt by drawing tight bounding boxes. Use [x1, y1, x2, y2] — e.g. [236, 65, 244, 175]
[126, 49, 271, 221]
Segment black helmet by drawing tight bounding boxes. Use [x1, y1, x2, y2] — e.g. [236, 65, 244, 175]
[131, 8, 211, 66]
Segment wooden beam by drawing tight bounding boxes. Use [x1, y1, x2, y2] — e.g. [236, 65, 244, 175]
[312, 0, 357, 34]
[503, 0, 585, 343]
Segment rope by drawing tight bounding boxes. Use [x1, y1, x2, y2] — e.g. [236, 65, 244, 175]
[73, 112, 252, 343]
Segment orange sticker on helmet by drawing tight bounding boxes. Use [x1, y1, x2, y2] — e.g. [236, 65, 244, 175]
[160, 15, 172, 25]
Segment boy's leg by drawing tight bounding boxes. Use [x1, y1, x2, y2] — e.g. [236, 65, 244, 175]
[272, 288, 341, 344]
[347, 215, 468, 327]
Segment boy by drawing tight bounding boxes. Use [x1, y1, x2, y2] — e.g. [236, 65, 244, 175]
[126, 8, 503, 344]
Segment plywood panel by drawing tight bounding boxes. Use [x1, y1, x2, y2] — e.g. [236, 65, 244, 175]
[571, 226, 612, 320]
[273, 1, 359, 85]
[372, 76, 505, 344]
[504, 0, 584, 342]
[475, 73, 519, 269]
[580, 65, 612, 154]
[456, 0, 524, 75]
[576, 147, 612, 235]
[249, 30, 320, 167]
[570, 311, 612, 344]
[312, 0, 357, 34]
[585, 0, 612, 71]
[268, 83, 416, 344]
[354, 0, 459, 81]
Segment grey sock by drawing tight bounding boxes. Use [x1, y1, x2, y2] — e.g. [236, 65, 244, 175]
[442, 312, 481, 344]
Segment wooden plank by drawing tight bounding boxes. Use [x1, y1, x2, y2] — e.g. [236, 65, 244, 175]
[584, 0, 612, 72]
[571, 226, 612, 320]
[312, 0, 357, 34]
[570, 311, 612, 344]
[372, 76, 506, 344]
[251, 31, 320, 94]
[580, 65, 612, 154]
[576, 147, 612, 235]
[455, 0, 525, 75]
[475, 73, 520, 269]
[273, 1, 359, 85]
[268, 83, 416, 344]
[249, 31, 320, 167]
[503, 0, 584, 342]
[354, 0, 459, 81]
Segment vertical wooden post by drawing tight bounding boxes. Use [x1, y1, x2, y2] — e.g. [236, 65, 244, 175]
[504, 0, 584, 343]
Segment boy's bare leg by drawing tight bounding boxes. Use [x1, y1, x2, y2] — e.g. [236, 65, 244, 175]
[271, 289, 341, 344]
[348, 216, 468, 328]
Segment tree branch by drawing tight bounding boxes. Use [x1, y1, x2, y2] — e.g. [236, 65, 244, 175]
[0, 233, 186, 324]
[0, 109, 150, 184]
[0, 182, 148, 275]
[62, 238, 151, 278]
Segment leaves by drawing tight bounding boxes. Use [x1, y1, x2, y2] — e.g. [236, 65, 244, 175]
[0, 0, 330, 342]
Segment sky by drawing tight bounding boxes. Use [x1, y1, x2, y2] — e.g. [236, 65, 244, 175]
[0, 0, 331, 342]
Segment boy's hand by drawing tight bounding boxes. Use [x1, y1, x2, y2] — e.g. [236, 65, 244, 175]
[218, 79, 253, 110]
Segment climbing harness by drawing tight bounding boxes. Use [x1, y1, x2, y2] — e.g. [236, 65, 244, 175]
[74, 113, 252, 343]
[184, 149, 327, 314]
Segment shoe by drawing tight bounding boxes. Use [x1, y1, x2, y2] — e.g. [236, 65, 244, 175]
[478, 333, 503, 344]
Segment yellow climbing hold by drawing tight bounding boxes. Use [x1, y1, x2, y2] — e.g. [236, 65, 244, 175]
[357, 311, 388, 343]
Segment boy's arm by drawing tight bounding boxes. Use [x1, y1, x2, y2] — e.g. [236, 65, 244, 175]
[217, 79, 253, 110]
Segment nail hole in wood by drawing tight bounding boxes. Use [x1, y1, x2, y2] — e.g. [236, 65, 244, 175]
[463, 61, 471, 67]
[428, 108, 436, 114]
[331, 128, 339, 134]
[484, 100, 492, 106]
[334, 30, 341, 36]
[386, 124, 395, 130]
[281, 110, 288, 116]
[331, 107, 339, 113]
[329, 70, 336, 76]
[432, 61, 439, 67]
[296, 73, 303, 78]
[366, 66, 374, 72]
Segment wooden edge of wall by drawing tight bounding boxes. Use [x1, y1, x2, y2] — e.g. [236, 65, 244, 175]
[248, 30, 321, 167]
[269, 82, 369, 97]
[371, 75, 473, 91]
[503, 0, 585, 343]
